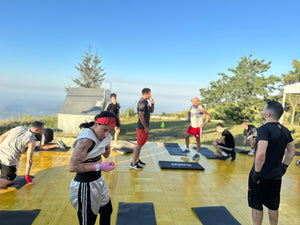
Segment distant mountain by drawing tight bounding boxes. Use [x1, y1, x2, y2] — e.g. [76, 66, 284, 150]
[0, 98, 63, 120]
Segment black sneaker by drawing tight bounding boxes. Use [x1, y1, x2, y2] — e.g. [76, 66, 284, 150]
[137, 159, 146, 166]
[231, 151, 236, 161]
[130, 162, 143, 170]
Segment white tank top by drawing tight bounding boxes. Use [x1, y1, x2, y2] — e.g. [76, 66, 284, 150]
[190, 105, 203, 128]
[72, 128, 112, 161]
[0, 126, 36, 166]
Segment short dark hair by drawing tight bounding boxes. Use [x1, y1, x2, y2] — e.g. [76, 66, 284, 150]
[110, 93, 116, 98]
[79, 111, 120, 129]
[31, 121, 44, 128]
[142, 88, 151, 95]
[265, 100, 283, 120]
[216, 123, 224, 128]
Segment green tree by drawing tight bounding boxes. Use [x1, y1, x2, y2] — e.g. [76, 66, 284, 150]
[199, 55, 281, 122]
[281, 59, 300, 125]
[73, 46, 106, 88]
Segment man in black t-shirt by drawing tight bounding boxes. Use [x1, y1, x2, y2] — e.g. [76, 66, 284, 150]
[130, 88, 154, 170]
[212, 123, 236, 161]
[248, 100, 295, 225]
[105, 93, 121, 146]
[241, 122, 257, 155]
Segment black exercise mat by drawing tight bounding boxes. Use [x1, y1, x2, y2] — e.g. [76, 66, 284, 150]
[34, 146, 71, 152]
[112, 148, 133, 155]
[235, 148, 250, 154]
[199, 147, 227, 160]
[164, 143, 187, 156]
[192, 206, 241, 225]
[116, 202, 157, 225]
[159, 161, 204, 170]
[295, 151, 300, 156]
[0, 209, 41, 225]
[0, 176, 34, 189]
[149, 132, 177, 137]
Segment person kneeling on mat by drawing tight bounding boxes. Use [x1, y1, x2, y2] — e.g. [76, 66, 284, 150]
[35, 128, 67, 150]
[212, 123, 236, 161]
[0, 121, 45, 187]
[69, 111, 119, 225]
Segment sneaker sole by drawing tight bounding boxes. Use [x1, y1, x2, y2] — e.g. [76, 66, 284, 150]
[130, 165, 143, 170]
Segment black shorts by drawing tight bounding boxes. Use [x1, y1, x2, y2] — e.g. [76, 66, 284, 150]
[248, 174, 281, 210]
[216, 143, 234, 154]
[0, 164, 17, 181]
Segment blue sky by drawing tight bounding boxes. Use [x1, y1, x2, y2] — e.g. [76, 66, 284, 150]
[0, 0, 299, 115]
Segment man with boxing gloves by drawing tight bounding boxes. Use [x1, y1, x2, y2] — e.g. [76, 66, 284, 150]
[248, 101, 296, 225]
[69, 111, 119, 225]
[0, 121, 45, 187]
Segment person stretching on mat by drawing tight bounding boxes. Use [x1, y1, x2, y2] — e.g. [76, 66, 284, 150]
[241, 122, 257, 155]
[248, 100, 295, 225]
[0, 121, 45, 187]
[105, 93, 121, 147]
[212, 123, 236, 161]
[183, 97, 211, 160]
[130, 88, 154, 170]
[35, 128, 67, 150]
[69, 111, 118, 225]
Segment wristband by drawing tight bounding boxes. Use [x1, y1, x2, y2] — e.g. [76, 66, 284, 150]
[25, 174, 32, 183]
[93, 163, 101, 172]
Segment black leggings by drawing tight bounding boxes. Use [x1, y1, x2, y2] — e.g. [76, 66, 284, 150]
[77, 199, 112, 225]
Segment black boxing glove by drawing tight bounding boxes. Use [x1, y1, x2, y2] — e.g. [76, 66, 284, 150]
[251, 171, 260, 184]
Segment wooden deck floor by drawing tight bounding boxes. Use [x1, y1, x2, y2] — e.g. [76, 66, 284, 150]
[1, 138, 299, 225]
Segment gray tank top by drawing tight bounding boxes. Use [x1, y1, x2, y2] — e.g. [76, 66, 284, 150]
[0, 126, 36, 166]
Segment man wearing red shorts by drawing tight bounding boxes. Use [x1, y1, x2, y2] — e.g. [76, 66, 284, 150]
[130, 88, 154, 170]
[184, 97, 210, 160]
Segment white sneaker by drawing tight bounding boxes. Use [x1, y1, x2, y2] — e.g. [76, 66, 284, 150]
[112, 143, 122, 148]
[248, 149, 255, 155]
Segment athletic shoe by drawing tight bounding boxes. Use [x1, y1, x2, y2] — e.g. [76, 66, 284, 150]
[59, 140, 67, 148]
[112, 143, 122, 148]
[130, 162, 143, 170]
[192, 154, 200, 160]
[137, 159, 146, 166]
[231, 151, 236, 161]
[182, 149, 190, 153]
[248, 149, 255, 156]
[57, 140, 67, 150]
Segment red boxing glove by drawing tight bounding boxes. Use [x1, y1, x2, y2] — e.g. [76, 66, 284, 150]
[100, 161, 115, 172]
[25, 175, 32, 183]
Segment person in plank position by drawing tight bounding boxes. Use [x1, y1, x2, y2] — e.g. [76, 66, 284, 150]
[0, 121, 45, 187]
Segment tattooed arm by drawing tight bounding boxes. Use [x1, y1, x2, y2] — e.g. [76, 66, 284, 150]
[69, 138, 101, 173]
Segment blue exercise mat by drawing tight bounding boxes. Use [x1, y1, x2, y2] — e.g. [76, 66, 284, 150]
[199, 147, 227, 160]
[0, 209, 41, 225]
[295, 151, 300, 156]
[34, 146, 70, 152]
[149, 132, 177, 137]
[116, 202, 157, 225]
[159, 161, 204, 170]
[192, 206, 241, 225]
[164, 143, 187, 156]
[0, 176, 34, 189]
[235, 148, 250, 154]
